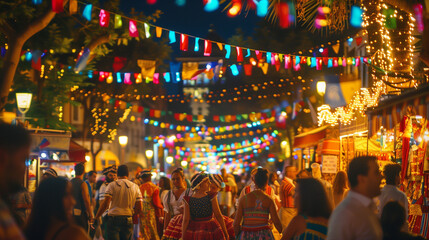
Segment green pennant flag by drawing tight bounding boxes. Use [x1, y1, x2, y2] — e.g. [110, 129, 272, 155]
[236, 115, 242, 121]
[144, 108, 150, 113]
[168, 111, 173, 115]
[126, 103, 132, 108]
[242, 114, 248, 120]
[161, 111, 166, 116]
[109, 98, 115, 105]
[266, 111, 272, 118]
[220, 116, 225, 122]
[193, 116, 198, 121]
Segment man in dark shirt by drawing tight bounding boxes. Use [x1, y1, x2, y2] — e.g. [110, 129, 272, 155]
[71, 163, 93, 233]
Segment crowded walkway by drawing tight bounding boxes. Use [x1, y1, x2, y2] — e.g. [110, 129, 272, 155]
[0, 123, 427, 240]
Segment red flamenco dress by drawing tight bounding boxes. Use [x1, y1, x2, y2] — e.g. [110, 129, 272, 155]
[183, 192, 226, 240]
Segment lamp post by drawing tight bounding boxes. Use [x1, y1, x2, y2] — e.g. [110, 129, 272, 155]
[317, 80, 326, 96]
[118, 136, 128, 164]
[145, 149, 154, 167]
[16, 92, 33, 121]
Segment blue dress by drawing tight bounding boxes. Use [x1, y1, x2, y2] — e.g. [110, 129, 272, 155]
[293, 215, 328, 240]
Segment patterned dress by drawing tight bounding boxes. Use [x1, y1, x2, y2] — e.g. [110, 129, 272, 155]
[183, 192, 226, 240]
[162, 190, 234, 240]
[293, 215, 328, 240]
[237, 193, 274, 240]
[139, 182, 162, 240]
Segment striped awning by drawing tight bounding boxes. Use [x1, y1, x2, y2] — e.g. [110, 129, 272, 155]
[367, 84, 429, 137]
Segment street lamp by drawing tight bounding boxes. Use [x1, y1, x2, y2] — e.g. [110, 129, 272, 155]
[317, 80, 326, 96]
[16, 92, 32, 120]
[118, 136, 128, 163]
[145, 149, 154, 165]
[166, 156, 174, 164]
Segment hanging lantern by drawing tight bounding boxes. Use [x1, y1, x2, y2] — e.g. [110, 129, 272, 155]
[99, 9, 110, 27]
[225, 45, 231, 59]
[230, 64, 239, 76]
[256, 0, 268, 17]
[227, 0, 242, 17]
[204, 0, 219, 12]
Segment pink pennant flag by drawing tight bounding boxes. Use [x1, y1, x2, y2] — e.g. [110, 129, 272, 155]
[316, 58, 322, 70]
[129, 20, 139, 37]
[284, 55, 291, 69]
[153, 73, 160, 84]
[342, 57, 346, 66]
[99, 9, 110, 27]
[124, 73, 132, 84]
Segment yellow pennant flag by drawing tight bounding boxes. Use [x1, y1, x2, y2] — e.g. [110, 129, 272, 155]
[217, 43, 223, 51]
[156, 27, 163, 38]
[332, 43, 340, 54]
[69, 0, 77, 14]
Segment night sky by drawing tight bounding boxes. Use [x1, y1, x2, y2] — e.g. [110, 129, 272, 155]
[119, 1, 262, 41]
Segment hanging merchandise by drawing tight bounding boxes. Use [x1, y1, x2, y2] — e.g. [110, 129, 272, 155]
[129, 20, 139, 37]
[82, 4, 92, 21]
[382, 8, 397, 29]
[230, 64, 239, 76]
[194, 37, 200, 52]
[414, 4, 424, 33]
[170, 62, 181, 83]
[315, 6, 330, 28]
[99, 9, 110, 27]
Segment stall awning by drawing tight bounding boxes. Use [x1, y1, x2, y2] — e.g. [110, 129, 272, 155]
[69, 141, 87, 162]
[367, 84, 429, 136]
[293, 126, 328, 149]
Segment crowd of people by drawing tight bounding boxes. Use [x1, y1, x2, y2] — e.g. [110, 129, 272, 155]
[0, 122, 426, 240]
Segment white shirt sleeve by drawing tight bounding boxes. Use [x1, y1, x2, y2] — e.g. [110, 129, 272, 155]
[162, 191, 170, 213]
[105, 183, 113, 198]
[135, 184, 142, 202]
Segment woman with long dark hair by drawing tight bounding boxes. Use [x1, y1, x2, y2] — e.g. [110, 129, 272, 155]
[281, 178, 332, 240]
[25, 177, 89, 240]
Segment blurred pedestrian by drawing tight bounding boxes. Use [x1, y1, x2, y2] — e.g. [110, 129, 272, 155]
[138, 169, 163, 240]
[0, 123, 30, 240]
[96, 165, 117, 237]
[25, 177, 90, 240]
[234, 168, 282, 240]
[381, 201, 423, 240]
[269, 172, 280, 195]
[162, 168, 186, 238]
[182, 172, 228, 240]
[296, 169, 311, 179]
[332, 171, 349, 207]
[281, 178, 332, 240]
[279, 166, 297, 229]
[159, 176, 171, 203]
[42, 168, 58, 180]
[378, 163, 408, 232]
[327, 156, 383, 240]
[95, 165, 142, 240]
[71, 163, 94, 232]
[219, 169, 235, 216]
[8, 185, 32, 228]
[85, 170, 97, 238]
[209, 173, 235, 239]
[311, 163, 334, 206]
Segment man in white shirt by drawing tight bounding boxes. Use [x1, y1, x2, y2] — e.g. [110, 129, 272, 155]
[378, 163, 408, 231]
[327, 156, 383, 240]
[96, 165, 142, 240]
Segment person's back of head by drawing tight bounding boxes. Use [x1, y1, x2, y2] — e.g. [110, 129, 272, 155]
[74, 163, 85, 176]
[254, 168, 269, 189]
[25, 177, 69, 240]
[381, 201, 405, 238]
[117, 165, 129, 178]
[383, 163, 401, 185]
[296, 178, 332, 219]
[0, 123, 31, 196]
